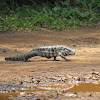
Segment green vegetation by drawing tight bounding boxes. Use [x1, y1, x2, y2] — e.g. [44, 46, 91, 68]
[0, 0, 100, 31]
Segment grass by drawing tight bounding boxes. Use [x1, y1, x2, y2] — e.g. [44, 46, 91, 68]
[0, 0, 100, 31]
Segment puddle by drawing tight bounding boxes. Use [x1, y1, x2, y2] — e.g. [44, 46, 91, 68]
[0, 82, 100, 99]
[0, 87, 39, 99]
[67, 82, 100, 92]
[37, 82, 75, 91]
[0, 92, 19, 100]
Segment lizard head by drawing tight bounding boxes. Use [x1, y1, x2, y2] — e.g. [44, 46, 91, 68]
[64, 47, 75, 55]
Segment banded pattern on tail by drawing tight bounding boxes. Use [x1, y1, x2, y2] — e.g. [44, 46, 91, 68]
[5, 51, 37, 62]
[5, 45, 75, 62]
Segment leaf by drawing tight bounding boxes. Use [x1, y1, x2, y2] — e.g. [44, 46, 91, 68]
[79, 11, 89, 17]
[81, 8, 88, 11]
[53, 7, 60, 12]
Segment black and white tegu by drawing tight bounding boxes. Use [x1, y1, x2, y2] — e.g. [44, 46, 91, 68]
[5, 45, 75, 62]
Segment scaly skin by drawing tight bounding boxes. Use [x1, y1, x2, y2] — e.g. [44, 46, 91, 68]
[5, 45, 75, 62]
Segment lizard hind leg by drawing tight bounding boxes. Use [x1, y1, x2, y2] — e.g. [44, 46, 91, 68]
[53, 56, 59, 61]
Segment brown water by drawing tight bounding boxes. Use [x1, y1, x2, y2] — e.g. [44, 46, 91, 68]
[67, 82, 100, 92]
[0, 92, 19, 100]
[0, 82, 100, 99]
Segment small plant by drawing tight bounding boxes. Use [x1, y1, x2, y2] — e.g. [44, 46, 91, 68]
[0, 0, 100, 31]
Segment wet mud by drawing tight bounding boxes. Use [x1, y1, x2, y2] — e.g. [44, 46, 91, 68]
[0, 82, 100, 100]
[0, 27, 100, 99]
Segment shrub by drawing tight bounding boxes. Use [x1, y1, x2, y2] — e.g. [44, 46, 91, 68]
[0, 0, 100, 31]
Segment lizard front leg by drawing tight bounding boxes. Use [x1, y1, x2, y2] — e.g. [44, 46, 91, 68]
[58, 52, 70, 61]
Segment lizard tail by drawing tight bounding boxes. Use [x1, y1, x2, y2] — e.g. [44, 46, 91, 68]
[5, 55, 27, 62]
[5, 51, 37, 62]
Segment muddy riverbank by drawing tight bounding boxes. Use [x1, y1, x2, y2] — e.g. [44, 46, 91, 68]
[0, 27, 100, 99]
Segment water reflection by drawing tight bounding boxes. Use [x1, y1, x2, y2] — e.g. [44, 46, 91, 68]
[0, 82, 100, 99]
[67, 82, 100, 92]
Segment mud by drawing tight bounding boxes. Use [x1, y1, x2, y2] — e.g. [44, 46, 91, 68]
[0, 82, 100, 100]
[0, 27, 100, 99]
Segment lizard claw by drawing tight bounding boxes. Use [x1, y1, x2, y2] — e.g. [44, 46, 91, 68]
[66, 59, 71, 61]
